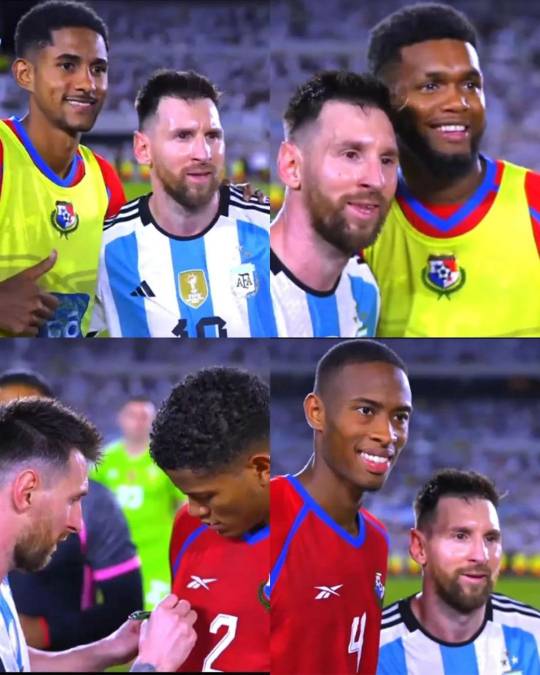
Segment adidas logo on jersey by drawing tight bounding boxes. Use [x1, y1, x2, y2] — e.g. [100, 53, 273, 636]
[187, 575, 217, 590]
[314, 584, 343, 600]
[130, 280, 155, 298]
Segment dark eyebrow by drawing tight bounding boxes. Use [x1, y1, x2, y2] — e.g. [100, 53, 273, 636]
[335, 140, 399, 157]
[349, 396, 413, 412]
[55, 53, 108, 65]
[422, 68, 481, 80]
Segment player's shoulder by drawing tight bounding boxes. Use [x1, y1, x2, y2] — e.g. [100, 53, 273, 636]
[361, 507, 389, 542]
[225, 183, 270, 229]
[102, 196, 143, 238]
[491, 592, 540, 625]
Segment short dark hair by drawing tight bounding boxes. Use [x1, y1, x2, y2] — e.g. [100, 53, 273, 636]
[15, 0, 109, 58]
[150, 367, 269, 474]
[0, 398, 102, 483]
[0, 370, 54, 398]
[135, 69, 221, 129]
[368, 3, 478, 77]
[314, 339, 408, 396]
[414, 468, 501, 532]
[283, 70, 393, 138]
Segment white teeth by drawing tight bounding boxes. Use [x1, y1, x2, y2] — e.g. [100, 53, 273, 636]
[360, 452, 388, 464]
[438, 124, 466, 132]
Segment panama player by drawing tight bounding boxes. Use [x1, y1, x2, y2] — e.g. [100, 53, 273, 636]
[271, 340, 412, 674]
[0, 0, 125, 337]
[149, 367, 270, 672]
[379, 469, 540, 674]
[364, 3, 540, 336]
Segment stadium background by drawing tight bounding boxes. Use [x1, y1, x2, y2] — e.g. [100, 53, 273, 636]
[271, 338, 540, 609]
[269, 0, 540, 211]
[0, 0, 270, 199]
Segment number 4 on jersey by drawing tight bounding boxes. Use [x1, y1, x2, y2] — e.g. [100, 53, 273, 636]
[348, 613, 367, 673]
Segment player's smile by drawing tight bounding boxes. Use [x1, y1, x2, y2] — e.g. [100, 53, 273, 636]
[356, 449, 394, 476]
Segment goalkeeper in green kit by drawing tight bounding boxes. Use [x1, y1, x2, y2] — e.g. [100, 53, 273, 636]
[91, 396, 184, 608]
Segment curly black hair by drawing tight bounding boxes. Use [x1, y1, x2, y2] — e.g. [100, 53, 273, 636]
[150, 367, 269, 474]
[367, 3, 478, 77]
[0, 370, 54, 398]
[283, 70, 393, 139]
[414, 468, 501, 532]
[15, 0, 109, 57]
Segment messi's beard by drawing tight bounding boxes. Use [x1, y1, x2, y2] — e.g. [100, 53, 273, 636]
[303, 181, 387, 256]
[14, 516, 60, 572]
[394, 106, 484, 183]
[433, 567, 494, 614]
[159, 166, 220, 212]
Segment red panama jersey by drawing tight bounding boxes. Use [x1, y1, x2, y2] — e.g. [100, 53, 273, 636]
[271, 475, 389, 675]
[170, 506, 270, 672]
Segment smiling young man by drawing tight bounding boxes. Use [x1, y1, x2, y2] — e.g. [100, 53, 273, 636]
[378, 469, 540, 674]
[270, 71, 399, 337]
[149, 367, 270, 672]
[0, 397, 198, 672]
[271, 339, 413, 674]
[364, 3, 540, 336]
[93, 69, 272, 338]
[0, 0, 125, 337]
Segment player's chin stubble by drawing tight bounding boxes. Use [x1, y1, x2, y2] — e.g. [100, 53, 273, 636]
[14, 522, 58, 572]
[163, 173, 220, 212]
[304, 184, 386, 255]
[434, 571, 494, 613]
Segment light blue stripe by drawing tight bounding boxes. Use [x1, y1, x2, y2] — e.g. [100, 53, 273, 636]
[236, 219, 275, 337]
[0, 580, 23, 671]
[170, 238, 217, 337]
[530, 207, 540, 222]
[306, 293, 339, 336]
[349, 274, 378, 337]
[172, 525, 207, 577]
[397, 155, 497, 232]
[105, 233, 151, 337]
[502, 624, 540, 675]
[377, 638, 408, 675]
[268, 504, 309, 596]
[242, 524, 269, 545]
[440, 643, 479, 675]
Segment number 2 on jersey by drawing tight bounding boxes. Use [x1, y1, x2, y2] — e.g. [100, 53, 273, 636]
[348, 613, 366, 673]
[202, 613, 238, 672]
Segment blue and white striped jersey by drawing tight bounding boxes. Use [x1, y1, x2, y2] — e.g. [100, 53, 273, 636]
[378, 593, 540, 675]
[91, 185, 273, 337]
[269, 250, 380, 337]
[0, 577, 29, 672]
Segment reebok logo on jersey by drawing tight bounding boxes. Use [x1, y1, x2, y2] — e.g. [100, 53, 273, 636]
[130, 280, 155, 298]
[314, 584, 343, 600]
[186, 575, 217, 590]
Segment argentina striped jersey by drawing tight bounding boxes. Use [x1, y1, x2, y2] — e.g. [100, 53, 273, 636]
[378, 593, 540, 675]
[0, 577, 29, 672]
[269, 250, 380, 337]
[92, 185, 273, 337]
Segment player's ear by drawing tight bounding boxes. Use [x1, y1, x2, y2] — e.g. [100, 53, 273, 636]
[277, 140, 302, 190]
[12, 58, 34, 94]
[304, 392, 325, 432]
[11, 468, 41, 514]
[409, 528, 427, 567]
[133, 130, 152, 166]
[249, 451, 270, 487]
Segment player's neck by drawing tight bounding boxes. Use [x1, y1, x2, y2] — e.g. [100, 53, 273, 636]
[124, 439, 149, 457]
[0, 516, 16, 580]
[411, 588, 487, 643]
[22, 107, 80, 178]
[271, 201, 349, 292]
[296, 455, 363, 536]
[399, 151, 485, 204]
[148, 185, 220, 237]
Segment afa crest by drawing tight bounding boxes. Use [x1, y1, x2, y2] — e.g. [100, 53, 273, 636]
[230, 263, 258, 299]
[179, 270, 208, 309]
[50, 201, 79, 237]
[422, 254, 465, 297]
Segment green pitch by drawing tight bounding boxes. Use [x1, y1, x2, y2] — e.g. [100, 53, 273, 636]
[385, 575, 540, 609]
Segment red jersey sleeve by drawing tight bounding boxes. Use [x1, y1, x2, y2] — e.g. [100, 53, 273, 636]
[524, 170, 540, 256]
[94, 153, 126, 219]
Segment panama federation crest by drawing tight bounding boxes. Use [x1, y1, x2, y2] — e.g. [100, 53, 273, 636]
[374, 572, 385, 608]
[258, 575, 270, 611]
[179, 270, 209, 309]
[422, 254, 465, 298]
[50, 200, 79, 237]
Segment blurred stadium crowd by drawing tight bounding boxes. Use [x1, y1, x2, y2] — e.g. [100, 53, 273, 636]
[271, 339, 540, 572]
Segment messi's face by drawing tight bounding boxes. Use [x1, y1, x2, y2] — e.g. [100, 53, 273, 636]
[306, 362, 412, 493]
[166, 441, 269, 539]
[16, 27, 108, 134]
[139, 96, 225, 211]
[388, 39, 486, 179]
[297, 101, 398, 254]
[415, 497, 502, 613]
